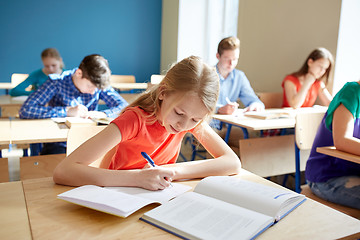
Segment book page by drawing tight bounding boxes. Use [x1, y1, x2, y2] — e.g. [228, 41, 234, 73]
[194, 176, 305, 219]
[58, 183, 191, 218]
[105, 182, 192, 204]
[142, 192, 274, 240]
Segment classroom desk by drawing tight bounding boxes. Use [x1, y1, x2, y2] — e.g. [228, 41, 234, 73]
[213, 107, 328, 193]
[10, 118, 68, 145]
[0, 95, 27, 117]
[110, 82, 148, 90]
[0, 119, 11, 145]
[1, 170, 358, 240]
[0, 82, 13, 94]
[317, 146, 360, 164]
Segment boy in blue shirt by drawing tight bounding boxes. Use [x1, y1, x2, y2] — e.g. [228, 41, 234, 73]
[19, 54, 128, 154]
[213, 37, 264, 146]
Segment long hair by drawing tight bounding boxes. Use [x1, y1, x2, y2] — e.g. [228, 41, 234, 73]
[292, 47, 334, 85]
[41, 48, 65, 69]
[127, 56, 219, 123]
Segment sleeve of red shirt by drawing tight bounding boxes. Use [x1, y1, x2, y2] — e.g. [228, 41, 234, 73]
[111, 109, 142, 141]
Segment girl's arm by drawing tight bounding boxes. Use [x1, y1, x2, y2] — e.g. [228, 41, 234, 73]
[53, 123, 175, 190]
[284, 74, 315, 108]
[166, 121, 241, 180]
[317, 81, 332, 106]
[332, 104, 360, 155]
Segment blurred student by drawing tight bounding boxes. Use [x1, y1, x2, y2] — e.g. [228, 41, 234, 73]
[53, 56, 241, 190]
[282, 47, 333, 108]
[19, 54, 128, 155]
[10, 48, 64, 96]
[305, 80, 360, 209]
[213, 36, 264, 146]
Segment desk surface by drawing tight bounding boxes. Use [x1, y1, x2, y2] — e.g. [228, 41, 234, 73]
[0, 181, 32, 240]
[10, 118, 69, 144]
[317, 146, 360, 164]
[0, 82, 13, 90]
[111, 82, 148, 90]
[0, 170, 356, 240]
[213, 107, 327, 131]
[0, 119, 11, 144]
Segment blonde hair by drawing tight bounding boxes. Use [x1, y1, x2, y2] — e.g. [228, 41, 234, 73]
[127, 56, 219, 123]
[41, 48, 65, 69]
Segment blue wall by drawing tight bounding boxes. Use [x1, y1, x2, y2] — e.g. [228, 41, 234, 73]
[0, 0, 162, 94]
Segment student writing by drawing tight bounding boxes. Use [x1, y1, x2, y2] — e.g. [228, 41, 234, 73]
[10, 48, 65, 96]
[305, 80, 360, 209]
[53, 56, 241, 190]
[19, 54, 128, 154]
[282, 47, 333, 108]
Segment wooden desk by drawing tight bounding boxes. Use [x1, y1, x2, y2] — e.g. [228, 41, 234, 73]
[110, 82, 148, 90]
[317, 146, 360, 164]
[10, 118, 68, 144]
[0, 119, 11, 145]
[0, 181, 32, 240]
[0, 82, 13, 95]
[0, 170, 356, 239]
[0, 95, 27, 117]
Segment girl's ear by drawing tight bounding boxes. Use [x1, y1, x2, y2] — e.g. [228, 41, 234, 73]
[158, 86, 166, 100]
[307, 58, 314, 67]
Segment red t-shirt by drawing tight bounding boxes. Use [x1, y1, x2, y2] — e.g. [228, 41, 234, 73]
[108, 107, 191, 170]
[281, 75, 321, 107]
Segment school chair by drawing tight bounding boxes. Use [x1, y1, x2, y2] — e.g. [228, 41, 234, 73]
[110, 74, 136, 93]
[150, 74, 165, 84]
[20, 154, 65, 180]
[67, 125, 107, 167]
[301, 185, 360, 220]
[294, 111, 325, 193]
[0, 158, 9, 182]
[11, 73, 29, 88]
[257, 92, 283, 109]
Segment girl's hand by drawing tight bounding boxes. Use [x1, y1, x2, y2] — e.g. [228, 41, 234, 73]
[136, 167, 175, 190]
[304, 72, 317, 85]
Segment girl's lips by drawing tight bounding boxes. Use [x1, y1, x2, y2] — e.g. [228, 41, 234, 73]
[171, 125, 180, 133]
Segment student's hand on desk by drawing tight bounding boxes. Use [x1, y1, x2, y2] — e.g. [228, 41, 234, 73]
[218, 103, 239, 115]
[66, 104, 89, 118]
[137, 167, 175, 190]
[244, 102, 265, 112]
[88, 111, 107, 119]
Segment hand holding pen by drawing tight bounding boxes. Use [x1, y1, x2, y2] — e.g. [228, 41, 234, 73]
[141, 152, 174, 189]
[218, 97, 239, 115]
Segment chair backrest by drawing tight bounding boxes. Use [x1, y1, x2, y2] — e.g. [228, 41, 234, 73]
[258, 92, 283, 108]
[66, 125, 107, 156]
[150, 74, 165, 84]
[11, 73, 29, 87]
[110, 75, 136, 84]
[295, 111, 325, 150]
[20, 154, 65, 180]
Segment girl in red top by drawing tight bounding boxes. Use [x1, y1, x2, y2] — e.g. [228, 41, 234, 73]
[54, 56, 241, 190]
[282, 48, 333, 108]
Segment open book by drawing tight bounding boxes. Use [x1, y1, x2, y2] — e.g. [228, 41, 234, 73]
[141, 176, 306, 240]
[57, 183, 192, 218]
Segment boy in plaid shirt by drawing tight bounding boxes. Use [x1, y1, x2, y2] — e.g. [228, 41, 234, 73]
[19, 54, 128, 154]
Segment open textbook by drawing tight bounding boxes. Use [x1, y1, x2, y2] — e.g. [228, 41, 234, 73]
[141, 176, 306, 240]
[57, 183, 192, 218]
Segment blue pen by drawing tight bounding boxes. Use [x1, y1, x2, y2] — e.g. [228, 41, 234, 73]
[141, 152, 173, 187]
[141, 152, 156, 167]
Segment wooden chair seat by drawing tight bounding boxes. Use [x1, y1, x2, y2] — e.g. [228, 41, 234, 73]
[301, 185, 360, 219]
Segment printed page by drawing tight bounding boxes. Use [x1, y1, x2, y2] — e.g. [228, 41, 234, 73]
[105, 182, 192, 204]
[194, 176, 304, 219]
[58, 183, 191, 218]
[142, 191, 274, 240]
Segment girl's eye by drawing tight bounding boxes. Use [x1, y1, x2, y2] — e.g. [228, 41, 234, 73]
[175, 110, 183, 115]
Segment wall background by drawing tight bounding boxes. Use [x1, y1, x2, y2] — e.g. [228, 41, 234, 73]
[0, 0, 162, 94]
